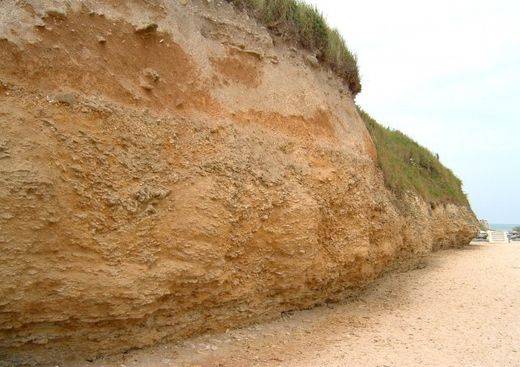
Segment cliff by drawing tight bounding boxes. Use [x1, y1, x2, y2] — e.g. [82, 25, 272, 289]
[0, 0, 478, 365]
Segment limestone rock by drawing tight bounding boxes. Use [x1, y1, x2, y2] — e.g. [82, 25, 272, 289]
[51, 92, 77, 106]
[305, 54, 319, 68]
[45, 8, 67, 19]
[135, 22, 158, 34]
[143, 68, 160, 82]
[140, 82, 154, 91]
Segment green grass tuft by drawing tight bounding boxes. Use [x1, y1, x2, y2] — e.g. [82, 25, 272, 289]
[226, 0, 361, 95]
[358, 107, 470, 207]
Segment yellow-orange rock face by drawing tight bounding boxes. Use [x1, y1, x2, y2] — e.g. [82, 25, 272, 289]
[0, 1, 478, 365]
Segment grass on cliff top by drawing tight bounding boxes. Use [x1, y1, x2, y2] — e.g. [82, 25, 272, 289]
[226, 0, 361, 95]
[358, 108, 470, 207]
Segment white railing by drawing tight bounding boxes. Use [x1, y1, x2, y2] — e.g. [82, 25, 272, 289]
[487, 231, 509, 243]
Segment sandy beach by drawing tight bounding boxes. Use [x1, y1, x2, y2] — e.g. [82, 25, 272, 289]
[88, 243, 520, 367]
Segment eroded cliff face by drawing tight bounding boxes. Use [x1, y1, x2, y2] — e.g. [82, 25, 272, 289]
[0, 0, 478, 365]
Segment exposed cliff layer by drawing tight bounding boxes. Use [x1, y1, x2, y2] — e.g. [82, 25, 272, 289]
[0, 1, 478, 365]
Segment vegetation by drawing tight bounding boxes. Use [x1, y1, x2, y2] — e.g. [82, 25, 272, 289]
[513, 226, 520, 233]
[358, 107, 470, 207]
[226, 1, 468, 206]
[226, 0, 361, 95]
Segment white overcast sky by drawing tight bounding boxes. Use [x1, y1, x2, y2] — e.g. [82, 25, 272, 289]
[304, 0, 520, 223]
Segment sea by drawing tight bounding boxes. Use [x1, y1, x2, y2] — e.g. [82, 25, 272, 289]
[489, 224, 520, 232]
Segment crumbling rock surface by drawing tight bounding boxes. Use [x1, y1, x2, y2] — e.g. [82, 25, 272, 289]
[0, 0, 478, 365]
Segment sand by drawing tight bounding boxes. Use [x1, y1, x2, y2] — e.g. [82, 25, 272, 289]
[86, 243, 520, 367]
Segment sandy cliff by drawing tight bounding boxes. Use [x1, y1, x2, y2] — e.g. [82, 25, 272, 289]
[0, 0, 478, 365]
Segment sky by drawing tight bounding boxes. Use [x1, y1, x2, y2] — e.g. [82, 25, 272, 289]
[304, 0, 520, 223]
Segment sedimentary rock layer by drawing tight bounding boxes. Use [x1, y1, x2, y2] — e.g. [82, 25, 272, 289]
[0, 1, 478, 365]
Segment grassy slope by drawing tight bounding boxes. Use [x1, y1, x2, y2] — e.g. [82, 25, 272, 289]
[226, 0, 361, 95]
[226, 1, 468, 207]
[358, 108, 470, 207]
